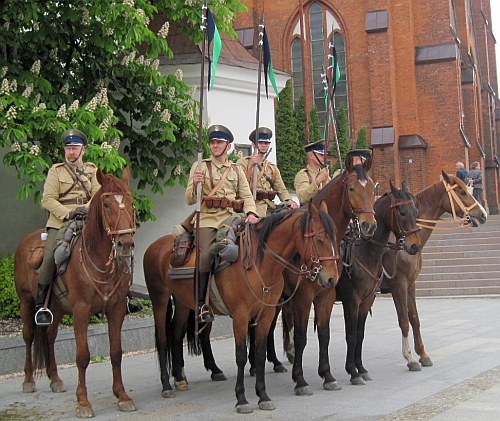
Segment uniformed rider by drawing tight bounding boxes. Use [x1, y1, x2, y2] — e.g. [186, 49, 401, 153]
[294, 140, 331, 204]
[35, 129, 101, 325]
[237, 127, 298, 217]
[185, 125, 259, 323]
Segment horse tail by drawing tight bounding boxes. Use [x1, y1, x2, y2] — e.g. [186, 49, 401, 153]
[33, 325, 50, 372]
[160, 298, 174, 373]
[186, 310, 202, 356]
[282, 310, 290, 353]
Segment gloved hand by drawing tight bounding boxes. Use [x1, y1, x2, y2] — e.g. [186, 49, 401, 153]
[68, 206, 88, 220]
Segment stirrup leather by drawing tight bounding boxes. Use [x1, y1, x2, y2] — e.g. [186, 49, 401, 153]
[35, 307, 54, 326]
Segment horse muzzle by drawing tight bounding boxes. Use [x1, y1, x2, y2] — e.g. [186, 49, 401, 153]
[115, 235, 135, 257]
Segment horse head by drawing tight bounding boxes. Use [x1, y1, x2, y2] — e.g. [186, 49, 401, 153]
[301, 201, 341, 288]
[441, 170, 487, 225]
[386, 180, 421, 255]
[90, 167, 136, 257]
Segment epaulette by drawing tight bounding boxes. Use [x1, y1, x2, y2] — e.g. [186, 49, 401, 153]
[84, 162, 97, 169]
[53, 162, 65, 168]
[202, 158, 211, 162]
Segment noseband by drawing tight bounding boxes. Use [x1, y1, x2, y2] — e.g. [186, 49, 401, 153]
[343, 173, 375, 227]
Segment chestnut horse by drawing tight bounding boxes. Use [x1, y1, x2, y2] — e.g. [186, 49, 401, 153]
[380, 170, 487, 371]
[280, 160, 377, 396]
[336, 181, 421, 385]
[14, 168, 136, 418]
[143, 202, 340, 413]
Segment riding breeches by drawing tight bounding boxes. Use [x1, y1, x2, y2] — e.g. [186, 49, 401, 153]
[38, 228, 58, 286]
[196, 227, 217, 272]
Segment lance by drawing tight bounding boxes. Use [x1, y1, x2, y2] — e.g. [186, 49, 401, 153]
[252, 13, 265, 200]
[194, 1, 209, 335]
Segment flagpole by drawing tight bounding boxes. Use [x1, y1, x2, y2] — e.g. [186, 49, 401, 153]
[299, 0, 310, 144]
[194, 1, 209, 335]
[252, 14, 265, 200]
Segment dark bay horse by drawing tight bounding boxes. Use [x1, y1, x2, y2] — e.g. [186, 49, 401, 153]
[14, 168, 136, 418]
[280, 161, 377, 396]
[380, 170, 487, 371]
[143, 202, 340, 413]
[336, 181, 421, 385]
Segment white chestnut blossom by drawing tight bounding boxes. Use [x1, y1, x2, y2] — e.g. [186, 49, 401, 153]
[160, 109, 171, 123]
[30, 60, 41, 76]
[11, 142, 21, 152]
[175, 69, 183, 81]
[68, 100, 79, 112]
[158, 22, 169, 38]
[30, 144, 40, 156]
[56, 104, 69, 120]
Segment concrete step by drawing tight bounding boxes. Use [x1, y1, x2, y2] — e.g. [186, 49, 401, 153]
[423, 243, 500, 253]
[417, 278, 500, 289]
[422, 256, 500, 267]
[424, 237, 500, 247]
[419, 263, 500, 274]
[422, 250, 499, 259]
[417, 271, 499, 281]
[415, 286, 500, 297]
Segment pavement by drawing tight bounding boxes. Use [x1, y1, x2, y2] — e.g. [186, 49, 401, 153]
[1, 296, 500, 420]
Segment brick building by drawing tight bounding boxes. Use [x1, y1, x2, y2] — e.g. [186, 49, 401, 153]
[234, 0, 500, 214]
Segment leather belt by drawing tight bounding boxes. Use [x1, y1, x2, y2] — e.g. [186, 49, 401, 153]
[60, 197, 88, 205]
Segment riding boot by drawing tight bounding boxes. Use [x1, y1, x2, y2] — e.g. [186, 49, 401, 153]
[198, 272, 214, 323]
[34, 283, 53, 326]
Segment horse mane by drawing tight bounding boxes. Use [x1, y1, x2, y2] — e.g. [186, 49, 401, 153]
[414, 181, 443, 210]
[85, 173, 130, 247]
[313, 164, 369, 204]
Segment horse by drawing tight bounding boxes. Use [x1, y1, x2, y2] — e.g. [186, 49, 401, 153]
[143, 201, 340, 413]
[14, 168, 136, 418]
[335, 181, 421, 385]
[380, 170, 487, 371]
[280, 161, 377, 396]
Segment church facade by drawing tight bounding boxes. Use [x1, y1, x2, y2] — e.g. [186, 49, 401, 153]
[235, 0, 500, 214]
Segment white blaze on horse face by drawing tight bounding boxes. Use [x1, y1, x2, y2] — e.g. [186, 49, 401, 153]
[358, 179, 368, 188]
[114, 195, 125, 209]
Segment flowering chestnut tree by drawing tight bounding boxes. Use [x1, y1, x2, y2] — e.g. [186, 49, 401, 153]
[0, 0, 244, 220]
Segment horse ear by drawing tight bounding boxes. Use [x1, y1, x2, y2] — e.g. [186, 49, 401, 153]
[441, 169, 453, 184]
[402, 180, 409, 193]
[320, 199, 328, 214]
[121, 167, 131, 185]
[389, 181, 397, 195]
[97, 168, 105, 184]
[308, 200, 319, 217]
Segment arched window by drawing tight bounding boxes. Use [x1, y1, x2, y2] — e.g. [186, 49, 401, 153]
[290, 3, 349, 134]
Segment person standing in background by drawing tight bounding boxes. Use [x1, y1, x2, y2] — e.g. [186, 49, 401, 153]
[455, 162, 468, 183]
[468, 161, 483, 206]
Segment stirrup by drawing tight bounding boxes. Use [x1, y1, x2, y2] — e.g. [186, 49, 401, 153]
[198, 304, 214, 323]
[35, 307, 53, 326]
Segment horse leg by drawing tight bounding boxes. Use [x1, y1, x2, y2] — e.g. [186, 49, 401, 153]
[314, 293, 341, 391]
[233, 314, 252, 414]
[200, 324, 227, 381]
[282, 302, 295, 364]
[266, 307, 286, 373]
[291, 298, 313, 396]
[171, 301, 190, 391]
[248, 323, 256, 376]
[20, 296, 36, 393]
[408, 286, 433, 367]
[354, 296, 376, 382]
[391, 284, 421, 371]
[342, 297, 364, 385]
[72, 308, 95, 418]
[254, 311, 275, 411]
[46, 312, 66, 393]
[107, 303, 136, 412]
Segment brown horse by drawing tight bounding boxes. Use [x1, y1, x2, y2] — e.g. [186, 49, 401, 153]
[281, 162, 377, 396]
[336, 181, 421, 385]
[14, 168, 136, 418]
[380, 170, 487, 371]
[143, 202, 340, 413]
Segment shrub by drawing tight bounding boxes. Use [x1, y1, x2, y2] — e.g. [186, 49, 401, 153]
[0, 255, 20, 318]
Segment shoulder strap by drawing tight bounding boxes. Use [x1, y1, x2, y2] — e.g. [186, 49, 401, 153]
[205, 161, 232, 197]
[62, 164, 92, 201]
[231, 164, 240, 192]
[305, 169, 313, 184]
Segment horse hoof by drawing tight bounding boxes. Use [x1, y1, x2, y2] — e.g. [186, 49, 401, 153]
[286, 352, 294, 364]
[22, 382, 36, 393]
[249, 367, 256, 377]
[324, 381, 342, 391]
[294, 385, 313, 396]
[50, 381, 67, 393]
[407, 361, 422, 372]
[211, 372, 227, 381]
[76, 405, 95, 418]
[361, 372, 373, 381]
[162, 389, 176, 398]
[236, 404, 253, 414]
[175, 380, 189, 391]
[350, 376, 366, 386]
[118, 399, 137, 412]
[259, 400, 276, 411]
[273, 364, 287, 373]
[420, 357, 433, 367]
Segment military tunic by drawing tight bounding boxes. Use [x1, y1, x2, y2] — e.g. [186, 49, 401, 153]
[185, 156, 258, 229]
[294, 164, 330, 204]
[237, 156, 292, 217]
[42, 162, 101, 229]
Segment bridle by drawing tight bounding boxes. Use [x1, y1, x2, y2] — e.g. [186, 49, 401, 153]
[416, 179, 480, 230]
[343, 172, 375, 232]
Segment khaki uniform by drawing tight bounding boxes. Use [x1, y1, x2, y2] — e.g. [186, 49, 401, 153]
[237, 157, 292, 217]
[294, 164, 330, 204]
[185, 156, 258, 229]
[42, 162, 101, 229]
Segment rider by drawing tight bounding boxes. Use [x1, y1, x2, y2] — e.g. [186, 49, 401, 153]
[237, 127, 298, 217]
[35, 129, 100, 326]
[185, 124, 259, 323]
[294, 140, 331, 204]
